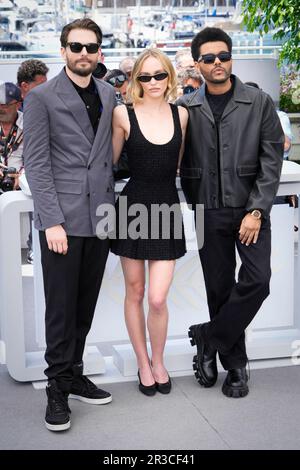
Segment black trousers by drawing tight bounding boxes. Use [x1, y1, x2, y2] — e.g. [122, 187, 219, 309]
[39, 232, 109, 392]
[197, 208, 271, 370]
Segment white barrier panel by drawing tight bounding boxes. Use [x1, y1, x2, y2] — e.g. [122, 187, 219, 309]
[0, 161, 300, 381]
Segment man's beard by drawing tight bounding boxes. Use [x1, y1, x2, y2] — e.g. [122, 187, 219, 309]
[66, 58, 97, 77]
[202, 65, 231, 85]
[209, 75, 230, 84]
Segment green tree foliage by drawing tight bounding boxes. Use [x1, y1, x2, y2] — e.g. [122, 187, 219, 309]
[242, 0, 300, 67]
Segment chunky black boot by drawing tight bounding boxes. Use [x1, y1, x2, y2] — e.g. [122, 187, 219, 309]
[222, 367, 249, 398]
[188, 323, 218, 388]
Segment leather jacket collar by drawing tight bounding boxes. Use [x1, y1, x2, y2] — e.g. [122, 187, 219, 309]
[183, 75, 253, 108]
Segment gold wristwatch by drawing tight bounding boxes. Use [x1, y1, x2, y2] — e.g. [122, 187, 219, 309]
[250, 209, 262, 220]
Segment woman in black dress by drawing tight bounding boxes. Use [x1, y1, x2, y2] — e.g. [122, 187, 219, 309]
[111, 49, 188, 396]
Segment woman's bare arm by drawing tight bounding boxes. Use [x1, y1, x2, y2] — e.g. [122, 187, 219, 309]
[112, 105, 128, 164]
[177, 105, 189, 173]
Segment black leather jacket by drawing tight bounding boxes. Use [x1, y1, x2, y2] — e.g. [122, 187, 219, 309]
[177, 75, 284, 216]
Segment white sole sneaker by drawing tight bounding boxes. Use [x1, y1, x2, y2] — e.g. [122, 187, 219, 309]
[45, 420, 71, 431]
[69, 394, 112, 405]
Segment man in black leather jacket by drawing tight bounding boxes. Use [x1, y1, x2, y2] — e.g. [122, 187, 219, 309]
[177, 27, 284, 398]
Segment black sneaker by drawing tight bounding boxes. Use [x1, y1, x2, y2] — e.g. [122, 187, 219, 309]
[69, 375, 112, 405]
[45, 379, 71, 432]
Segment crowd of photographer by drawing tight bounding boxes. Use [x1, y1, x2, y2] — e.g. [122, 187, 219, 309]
[0, 60, 49, 263]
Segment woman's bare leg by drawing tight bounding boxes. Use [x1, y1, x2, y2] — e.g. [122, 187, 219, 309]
[121, 257, 154, 386]
[147, 260, 176, 383]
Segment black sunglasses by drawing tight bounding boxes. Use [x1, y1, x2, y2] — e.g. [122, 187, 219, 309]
[198, 52, 232, 64]
[107, 75, 126, 87]
[66, 42, 100, 54]
[137, 72, 168, 83]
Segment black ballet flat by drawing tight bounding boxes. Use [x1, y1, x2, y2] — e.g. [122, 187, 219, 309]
[137, 371, 156, 396]
[155, 375, 172, 394]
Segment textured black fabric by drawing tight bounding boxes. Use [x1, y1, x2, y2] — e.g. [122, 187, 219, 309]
[69, 73, 102, 134]
[205, 79, 234, 124]
[111, 104, 186, 260]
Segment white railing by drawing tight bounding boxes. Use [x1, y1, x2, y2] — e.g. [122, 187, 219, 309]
[0, 45, 282, 62]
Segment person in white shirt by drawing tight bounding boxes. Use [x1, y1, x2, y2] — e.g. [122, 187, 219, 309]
[0, 82, 23, 191]
[277, 110, 293, 160]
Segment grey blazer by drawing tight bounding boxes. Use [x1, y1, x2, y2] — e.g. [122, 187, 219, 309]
[23, 69, 116, 237]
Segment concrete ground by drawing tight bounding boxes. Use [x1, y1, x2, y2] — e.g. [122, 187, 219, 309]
[1, 251, 299, 451]
[0, 363, 300, 450]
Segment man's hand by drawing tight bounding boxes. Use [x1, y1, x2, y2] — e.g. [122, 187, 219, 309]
[239, 213, 262, 246]
[45, 225, 68, 255]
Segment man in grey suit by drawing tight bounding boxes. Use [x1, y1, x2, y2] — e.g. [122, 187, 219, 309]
[23, 18, 116, 432]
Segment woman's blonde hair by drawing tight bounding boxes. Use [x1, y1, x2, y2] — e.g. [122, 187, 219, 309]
[127, 48, 178, 104]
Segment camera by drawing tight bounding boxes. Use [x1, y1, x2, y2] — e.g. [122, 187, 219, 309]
[183, 85, 196, 95]
[115, 91, 123, 105]
[0, 166, 17, 192]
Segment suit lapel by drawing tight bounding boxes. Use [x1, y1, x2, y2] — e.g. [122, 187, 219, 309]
[56, 69, 94, 145]
[88, 78, 112, 165]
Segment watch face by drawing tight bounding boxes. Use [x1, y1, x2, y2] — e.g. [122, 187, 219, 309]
[252, 210, 261, 219]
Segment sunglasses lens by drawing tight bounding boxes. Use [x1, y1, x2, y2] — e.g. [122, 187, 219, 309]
[108, 75, 126, 87]
[69, 42, 82, 53]
[86, 43, 99, 54]
[155, 73, 168, 81]
[116, 75, 126, 83]
[203, 55, 216, 64]
[219, 52, 231, 62]
[138, 75, 151, 83]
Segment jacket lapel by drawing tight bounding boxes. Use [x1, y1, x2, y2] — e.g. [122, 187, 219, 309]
[188, 76, 253, 123]
[188, 86, 215, 125]
[56, 69, 94, 145]
[221, 101, 238, 120]
[222, 76, 252, 120]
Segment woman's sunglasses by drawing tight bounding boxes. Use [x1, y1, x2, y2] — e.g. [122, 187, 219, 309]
[137, 72, 168, 83]
[198, 52, 232, 64]
[66, 42, 100, 54]
[107, 75, 127, 87]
